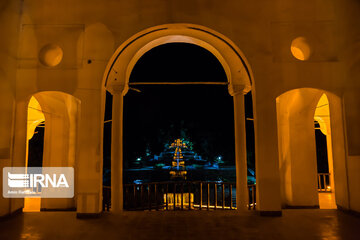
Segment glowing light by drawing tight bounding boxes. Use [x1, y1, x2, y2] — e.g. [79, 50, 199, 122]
[163, 193, 194, 209]
[23, 198, 41, 212]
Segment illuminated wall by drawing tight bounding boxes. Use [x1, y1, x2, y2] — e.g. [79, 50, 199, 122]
[23, 92, 80, 211]
[276, 89, 321, 207]
[277, 89, 350, 210]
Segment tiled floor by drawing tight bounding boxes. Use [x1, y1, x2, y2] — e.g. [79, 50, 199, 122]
[0, 209, 359, 240]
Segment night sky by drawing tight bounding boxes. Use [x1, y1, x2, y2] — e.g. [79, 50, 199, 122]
[129, 43, 228, 83]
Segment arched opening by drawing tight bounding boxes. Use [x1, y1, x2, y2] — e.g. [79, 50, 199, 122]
[276, 88, 347, 209]
[103, 43, 256, 210]
[124, 43, 236, 209]
[23, 96, 45, 212]
[102, 24, 254, 212]
[314, 94, 336, 209]
[23, 91, 80, 212]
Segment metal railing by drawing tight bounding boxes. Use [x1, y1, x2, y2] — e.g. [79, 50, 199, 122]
[247, 184, 256, 210]
[103, 186, 111, 211]
[102, 174, 334, 211]
[103, 182, 256, 212]
[123, 181, 236, 211]
[317, 173, 332, 192]
[103, 181, 255, 211]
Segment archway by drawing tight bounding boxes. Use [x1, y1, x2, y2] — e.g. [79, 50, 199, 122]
[276, 88, 349, 209]
[23, 91, 80, 211]
[314, 94, 336, 209]
[102, 24, 253, 212]
[23, 96, 45, 212]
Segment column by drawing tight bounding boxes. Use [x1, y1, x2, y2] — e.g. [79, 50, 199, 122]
[111, 86, 125, 213]
[229, 84, 249, 211]
[255, 99, 282, 215]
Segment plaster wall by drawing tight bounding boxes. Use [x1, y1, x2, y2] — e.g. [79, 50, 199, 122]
[336, 1, 360, 213]
[34, 92, 80, 210]
[347, 156, 360, 213]
[277, 89, 321, 207]
[0, 0, 22, 217]
[277, 89, 352, 210]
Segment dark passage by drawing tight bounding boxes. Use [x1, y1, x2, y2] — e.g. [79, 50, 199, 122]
[28, 122, 45, 167]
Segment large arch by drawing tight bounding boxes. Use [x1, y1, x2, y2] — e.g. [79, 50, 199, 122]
[276, 88, 349, 210]
[102, 23, 255, 212]
[103, 23, 253, 92]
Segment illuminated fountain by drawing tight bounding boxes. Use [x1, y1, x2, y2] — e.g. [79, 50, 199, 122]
[169, 139, 188, 179]
[166, 139, 193, 208]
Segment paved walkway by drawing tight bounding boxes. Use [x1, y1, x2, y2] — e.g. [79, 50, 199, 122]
[0, 210, 359, 240]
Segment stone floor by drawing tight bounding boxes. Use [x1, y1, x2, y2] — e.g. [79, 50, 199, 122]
[0, 209, 359, 240]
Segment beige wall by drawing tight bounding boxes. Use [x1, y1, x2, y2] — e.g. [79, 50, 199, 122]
[0, 0, 21, 216]
[0, 0, 359, 216]
[347, 156, 360, 212]
[277, 89, 321, 207]
[336, 0, 360, 213]
[34, 92, 80, 210]
[276, 89, 350, 209]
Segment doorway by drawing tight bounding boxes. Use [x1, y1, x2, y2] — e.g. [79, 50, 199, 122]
[276, 88, 346, 209]
[23, 92, 80, 211]
[314, 94, 336, 209]
[23, 96, 44, 212]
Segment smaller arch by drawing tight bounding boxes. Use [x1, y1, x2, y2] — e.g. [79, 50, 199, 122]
[276, 88, 348, 210]
[25, 91, 81, 211]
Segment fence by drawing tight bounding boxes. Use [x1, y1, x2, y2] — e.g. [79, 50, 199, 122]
[317, 173, 332, 192]
[103, 181, 256, 211]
